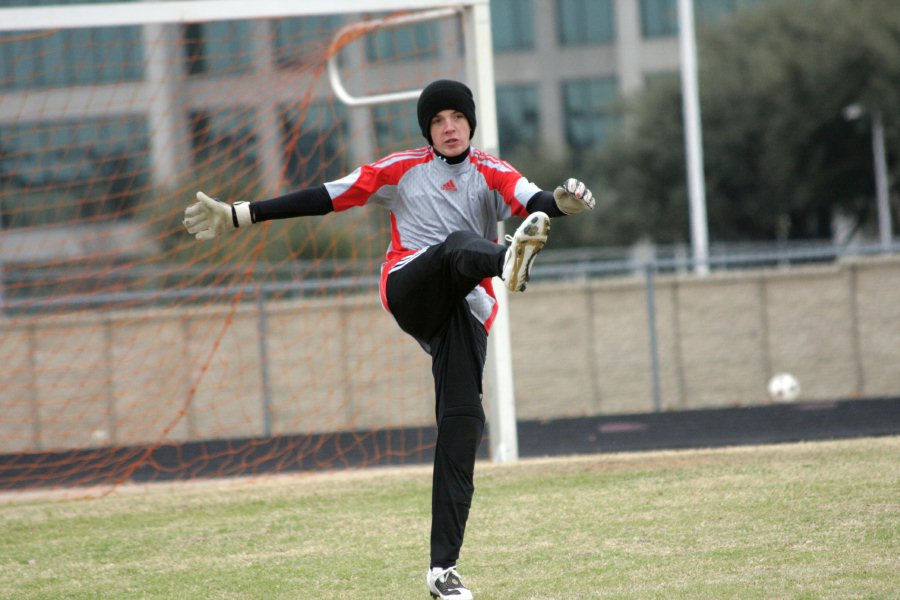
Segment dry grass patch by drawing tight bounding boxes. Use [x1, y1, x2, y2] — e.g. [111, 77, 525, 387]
[0, 437, 897, 599]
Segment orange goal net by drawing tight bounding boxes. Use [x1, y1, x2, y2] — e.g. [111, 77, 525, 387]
[0, 1, 477, 493]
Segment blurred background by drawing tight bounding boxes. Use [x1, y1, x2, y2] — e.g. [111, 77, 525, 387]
[3, 0, 897, 256]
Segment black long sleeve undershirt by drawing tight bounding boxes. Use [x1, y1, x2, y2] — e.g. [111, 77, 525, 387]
[525, 190, 565, 218]
[249, 186, 334, 223]
[248, 185, 564, 224]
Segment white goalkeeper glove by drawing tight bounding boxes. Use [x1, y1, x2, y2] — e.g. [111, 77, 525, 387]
[183, 191, 252, 240]
[553, 178, 595, 215]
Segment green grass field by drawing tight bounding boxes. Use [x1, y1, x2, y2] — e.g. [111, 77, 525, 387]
[1, 437, 897, 599]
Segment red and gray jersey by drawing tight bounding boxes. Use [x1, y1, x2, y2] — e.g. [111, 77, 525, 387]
[323, 146, 540, 331]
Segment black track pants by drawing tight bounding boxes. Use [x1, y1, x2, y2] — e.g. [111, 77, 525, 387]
[385, 231, 505, 568]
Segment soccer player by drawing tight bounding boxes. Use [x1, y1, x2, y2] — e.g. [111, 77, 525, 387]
[183, 79, 594, 599]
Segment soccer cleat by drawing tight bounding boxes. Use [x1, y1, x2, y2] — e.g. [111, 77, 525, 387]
[501, 211, 550, 292]
[426, 566, 473, 599]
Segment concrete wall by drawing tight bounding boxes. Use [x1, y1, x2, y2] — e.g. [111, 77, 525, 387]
[509, 256, 900, 420]
[0, 299, 433, 454]
[2, 256, 898, 454]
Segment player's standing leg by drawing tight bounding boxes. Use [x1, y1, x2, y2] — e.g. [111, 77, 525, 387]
[424, 302, 485, 600]
[386, 218, 550, 599]
[386, 231, 502, 600]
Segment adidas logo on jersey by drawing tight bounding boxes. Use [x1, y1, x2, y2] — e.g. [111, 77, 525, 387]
[441, 179, 458, 192]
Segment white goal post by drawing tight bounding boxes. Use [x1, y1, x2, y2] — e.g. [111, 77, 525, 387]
[0, 0, 519, 464]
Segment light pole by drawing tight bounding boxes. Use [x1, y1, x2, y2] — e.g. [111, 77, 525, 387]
[844, 103, 893, 251]
[677, 0, 710, 274]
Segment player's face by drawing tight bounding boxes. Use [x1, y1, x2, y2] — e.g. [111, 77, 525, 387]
[430, 109, 471, 157]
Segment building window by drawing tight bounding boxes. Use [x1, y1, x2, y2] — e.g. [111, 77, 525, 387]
[563, 78, 619, 150]
[557, 0, 615, 46]
[496, 84, 540, 156]
[372, 102, 420, 156]
[640, 0, 678, 38]
[0, 0, 143, 90]
[365, 14, 439, 62]
[281, 102, 349, 187]
[189, 108, 259, 182]
[183, 20, 253, 76]
[0, 117, 149, 228]
[274, 15, 343, 69]
[0, 25, 143, 90]
[696, 0, 772, 26]
[492, 0, 535, 52]
[642, 0, 773, 37]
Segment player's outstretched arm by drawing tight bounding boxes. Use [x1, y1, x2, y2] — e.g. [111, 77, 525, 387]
[183, 191, 251, 240]
[553, 178, 595, 215]
[183, 186, 335, 240]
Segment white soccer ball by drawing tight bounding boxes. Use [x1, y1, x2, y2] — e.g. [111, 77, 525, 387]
[767, 372, 801, 403]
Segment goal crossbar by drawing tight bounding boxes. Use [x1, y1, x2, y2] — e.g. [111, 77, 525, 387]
[0, 0, 481, 31]
[327, 7, 461, 107]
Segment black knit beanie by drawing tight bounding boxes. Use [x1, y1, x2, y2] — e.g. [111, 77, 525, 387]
[417, 79, 477, 145]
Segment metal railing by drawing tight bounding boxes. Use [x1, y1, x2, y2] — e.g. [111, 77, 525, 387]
[1, 240, 897, 316]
